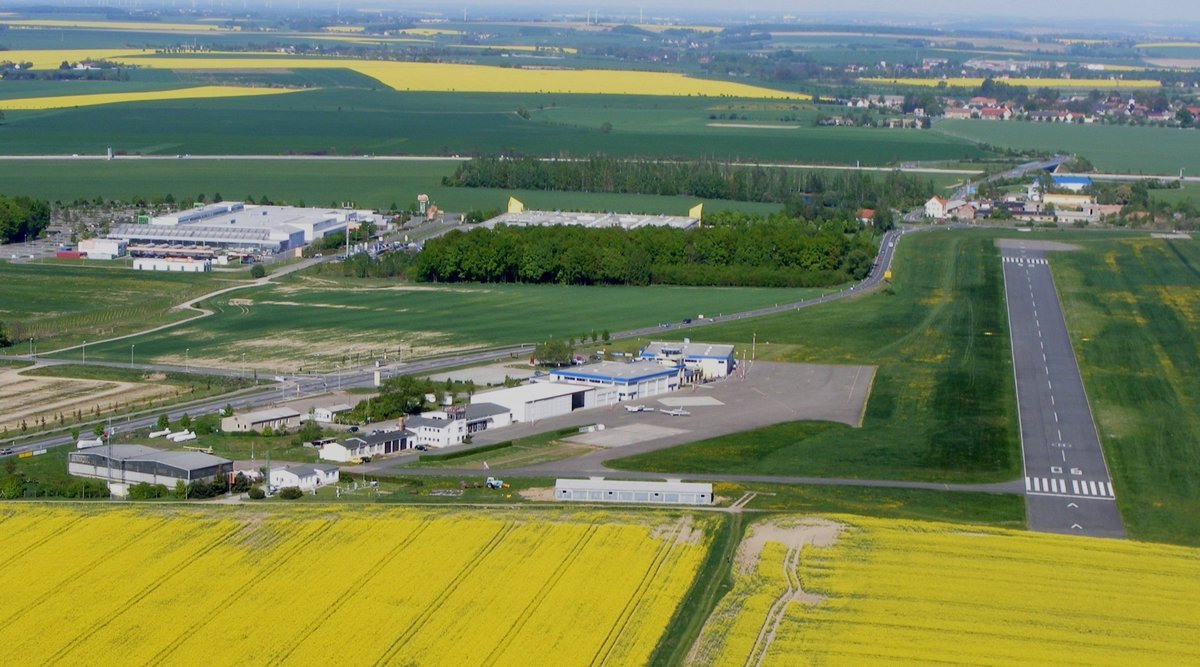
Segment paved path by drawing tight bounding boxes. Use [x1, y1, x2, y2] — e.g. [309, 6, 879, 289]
[999, 242, 1124, 538]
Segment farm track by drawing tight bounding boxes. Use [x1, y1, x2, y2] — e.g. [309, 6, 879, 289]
[590, 521, 684, 667]
[373, 521, 518, 667]
[271, 520, 434, 664]
[745, 543, 804, 667]
[47, 518, 248, 666]
[143, 519, 339, 666]
[481, 524, 601, 666]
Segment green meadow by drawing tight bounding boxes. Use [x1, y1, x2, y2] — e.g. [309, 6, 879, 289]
[611, 229, 1023, 484]
[934, 119, 1200, 175]
[53, 279, 829, 373]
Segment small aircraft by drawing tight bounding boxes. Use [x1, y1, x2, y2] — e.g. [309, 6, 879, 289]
[661, 408, 691, 417]
[623, 404, 650, 413]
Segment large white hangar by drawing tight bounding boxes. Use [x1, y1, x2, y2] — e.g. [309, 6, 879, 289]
[470, 382, 595, 423]
[69, 445, 232, 494]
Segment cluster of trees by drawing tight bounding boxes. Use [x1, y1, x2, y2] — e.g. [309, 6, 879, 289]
[443, 157, 933, 216]
[416, 217, 878, 287]
[346, 375, 435, 424]
[0, 194, 51, 244]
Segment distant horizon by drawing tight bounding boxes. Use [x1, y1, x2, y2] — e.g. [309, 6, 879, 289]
[0, 0, 1198, 34]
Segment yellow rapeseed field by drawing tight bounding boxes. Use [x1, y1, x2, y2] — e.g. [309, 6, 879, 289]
[2, 49, 804, 98]
[859, 76, 1162, 89]
[691, 515, 1200, 666]
[0, 505, 712, 666]
[0, 19, 237, 31]
[0, 85, 302, 110]
[114, 54, 807, 97]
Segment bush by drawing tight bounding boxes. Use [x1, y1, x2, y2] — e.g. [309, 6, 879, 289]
[278, 486, 303, 500]
[249, 263, 266, 278]
[127, 482, 170, 500]
[247, 486, 266, 500]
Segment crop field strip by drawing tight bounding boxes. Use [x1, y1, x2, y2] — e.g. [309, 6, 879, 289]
[0, 85, 301, 110]
[0, 505, 712, 666]
[859, 76, 1161, 88]
[691, 515, 1200, 666]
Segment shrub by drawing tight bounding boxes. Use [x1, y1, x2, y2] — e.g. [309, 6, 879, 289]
[247, 486, 265, 500]
[278, 486, 303, 500]
[249, 263, 266, 278]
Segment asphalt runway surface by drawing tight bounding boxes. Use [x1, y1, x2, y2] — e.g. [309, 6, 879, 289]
[999, 240, 1124, 538]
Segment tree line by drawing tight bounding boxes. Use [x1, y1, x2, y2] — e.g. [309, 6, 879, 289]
[443, 157, 932, 217]
[0, 194, 50, 244]
[415, 217, 878, 288]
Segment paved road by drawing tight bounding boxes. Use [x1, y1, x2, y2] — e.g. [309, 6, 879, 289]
[1000, 245, 1124, 538]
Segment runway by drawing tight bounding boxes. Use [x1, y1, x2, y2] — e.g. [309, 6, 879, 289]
[1000, 243, 1124, 538]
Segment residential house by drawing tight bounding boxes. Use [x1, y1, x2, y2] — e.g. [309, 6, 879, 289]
[313, 404, 353, 423]
[269, 464, 339, 492]
[924, 196, 948, 220]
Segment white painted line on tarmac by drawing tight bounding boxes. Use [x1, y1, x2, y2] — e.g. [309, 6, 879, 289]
[1057, 429, 1062, 440]
[1090, 481, 1099, 496]
[1054, 412, 1059, 423]
[1072, 479, 1080, 494]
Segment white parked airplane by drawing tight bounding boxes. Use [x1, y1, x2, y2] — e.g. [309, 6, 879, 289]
[661, 408, 691, 417]
[623, 405, 648, 413]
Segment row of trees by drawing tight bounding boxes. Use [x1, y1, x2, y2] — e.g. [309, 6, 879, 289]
[443, 157, 933, 216]
[0, 194, 51, 244]
[416, 218, 878, 287]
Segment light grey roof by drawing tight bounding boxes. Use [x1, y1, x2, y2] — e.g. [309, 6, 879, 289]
[72, 444, 231, 471]
[555, 478, 712, 494]
[641, 341, 735, 359]
[551, 360, 678, 382]
[237, 407, 302, 423]
[323, 404, 353, 413]
[403, 416, 446, 430]
[274, 464, 338, 478]
[482, 210, 697, 231]
[463, 403, 510, 420]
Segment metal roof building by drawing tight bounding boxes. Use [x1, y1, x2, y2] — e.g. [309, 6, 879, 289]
[69, 445, 233, 491]
[549, 361, 680, 403]
[482, 210, 698, 231]
[555, 478, 713, 505]
[470, 383, 595, 422]
[640, 340, 737, 379]
[110, 202, 378, 256]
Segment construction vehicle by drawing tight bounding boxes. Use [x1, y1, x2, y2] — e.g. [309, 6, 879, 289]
[485, 476, 509, 489]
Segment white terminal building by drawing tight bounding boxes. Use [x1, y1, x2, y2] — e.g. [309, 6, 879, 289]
[108, 201, 379, 259]
[639, 340, 737, 380]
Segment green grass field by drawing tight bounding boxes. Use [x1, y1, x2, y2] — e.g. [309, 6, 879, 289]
[0, 261, 250, 347]
[934, 119, 1200, 175]
[51, 278, 829, 373]
[0, 87, 986, 165]
[611, 229, 1022, 484]
[1051, 236, 1200, 545]
[0, 159, 781, 215]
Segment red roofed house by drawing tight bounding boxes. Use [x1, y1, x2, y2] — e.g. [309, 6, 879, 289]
[856, 208, 876, 225]
[925, 196, 948, 220]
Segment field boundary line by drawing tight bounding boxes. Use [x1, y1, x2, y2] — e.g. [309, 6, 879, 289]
[373, 520, 518, 666]
[481, 523, 601, 666]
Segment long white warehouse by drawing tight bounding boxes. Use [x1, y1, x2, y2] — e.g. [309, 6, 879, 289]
[554, 478, 713, 505]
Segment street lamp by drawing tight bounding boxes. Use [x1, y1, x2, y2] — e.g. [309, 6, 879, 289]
[82, 340, 86, 364]
[185, 348, 190, 373]
[130, 344, 135, 367]
[241, 353, 246, 379]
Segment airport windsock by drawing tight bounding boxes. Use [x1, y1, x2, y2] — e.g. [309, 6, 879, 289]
[689, 202, 703, 221]
[507, 197, 525, 213]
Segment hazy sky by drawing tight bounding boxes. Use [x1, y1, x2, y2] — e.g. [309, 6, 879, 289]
[436, 0, 1198, 26]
